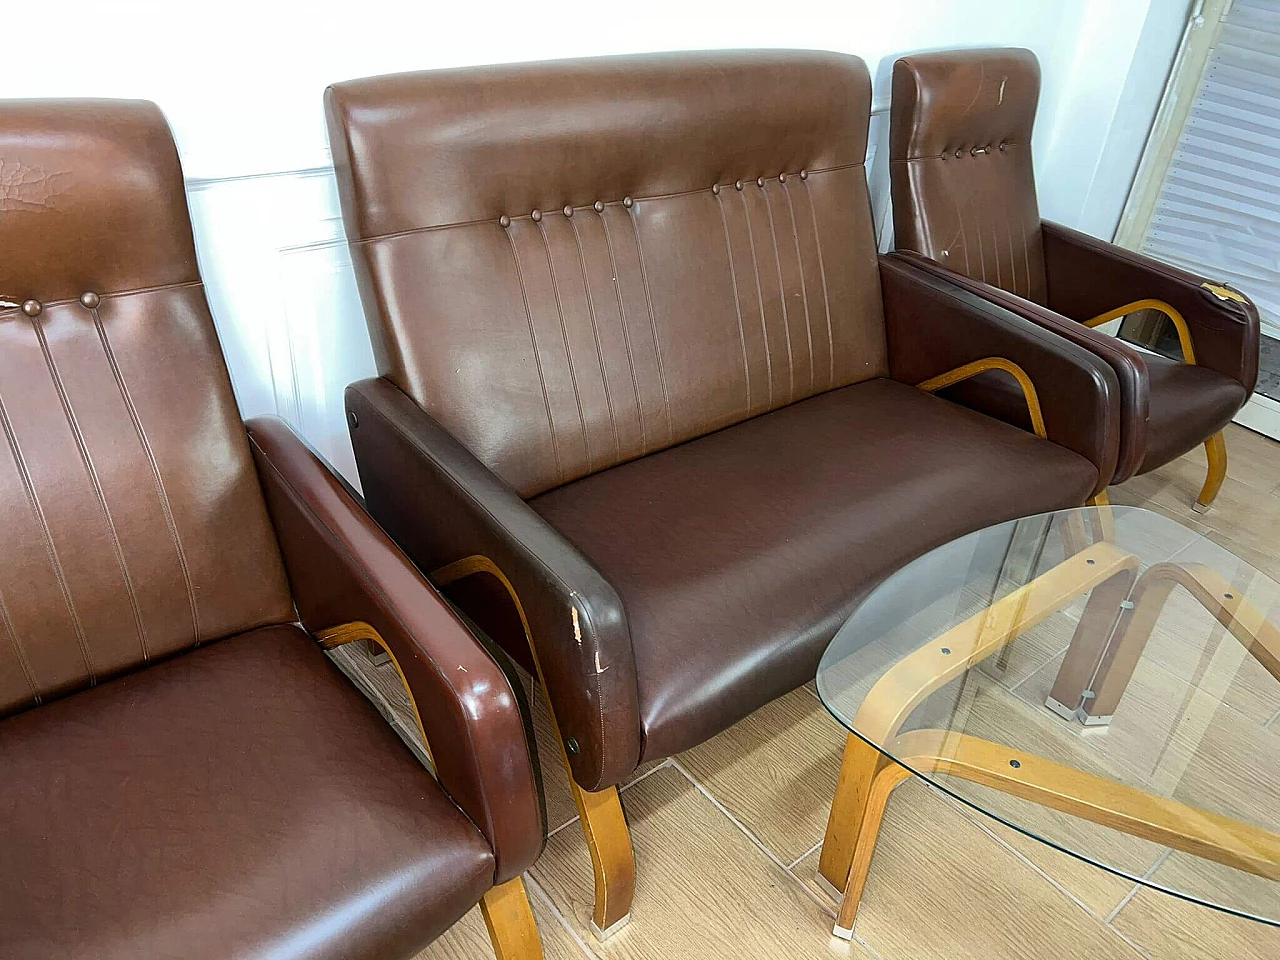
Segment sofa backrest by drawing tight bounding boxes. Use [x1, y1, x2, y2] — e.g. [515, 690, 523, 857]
[327, 50, 886, 497]
[890, 48, 1048, 304]
[0, 100, 293, 716]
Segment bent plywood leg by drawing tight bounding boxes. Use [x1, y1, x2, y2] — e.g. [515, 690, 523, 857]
[819, 734, 888, 896]
[832, 761, 913, 940]
[1045, 567, 1137, 723]
[1194, 431, 1228, 514]
[481, 876, 545, 960]
[570, 779, 635, 939]
[430, 555, 636, 940]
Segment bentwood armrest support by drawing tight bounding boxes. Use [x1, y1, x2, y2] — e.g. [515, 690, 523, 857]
[891, 250, 1152, 483]
[343, 378, 642, 793]
[246, 416, 543, 882]
[1042, 221, 1261, 394]
[880, 253, 1122, 497]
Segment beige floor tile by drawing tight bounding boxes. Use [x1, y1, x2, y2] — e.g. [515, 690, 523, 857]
[415, 877, 593, 960]
[678, 688, 847, 865]
[1111, 853, 1280, 959]
[793, 781, 1146, 959]
[531, 765, 875, 959]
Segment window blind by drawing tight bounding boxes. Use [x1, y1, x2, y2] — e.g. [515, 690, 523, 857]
[1141, 0, 1280, 337]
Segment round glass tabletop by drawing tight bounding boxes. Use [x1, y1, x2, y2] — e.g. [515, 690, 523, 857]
[817, 506, 1280, 928]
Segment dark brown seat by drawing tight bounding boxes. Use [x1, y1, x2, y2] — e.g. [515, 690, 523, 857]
[0, 100, 544, 960]
[532, 378, 1096, 761]
[324, 50, 1121, 937]
[890, 47, 1261, 511]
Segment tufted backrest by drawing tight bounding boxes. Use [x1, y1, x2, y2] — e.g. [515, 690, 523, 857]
[890, 48, 1047, 303]
[0, 100, 294, 716]
[327, 50, 885, 497]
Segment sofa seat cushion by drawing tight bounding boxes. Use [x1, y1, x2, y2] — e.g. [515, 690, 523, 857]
[530, 377, 1098, 762]
[1138, 354, 1246, 473]
[0, 624, 494, 960]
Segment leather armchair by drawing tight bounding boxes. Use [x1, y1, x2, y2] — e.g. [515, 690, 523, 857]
[325, 50, 1121, 939]
[0, 100, 544, 960]
[890, 47, 1261, 511]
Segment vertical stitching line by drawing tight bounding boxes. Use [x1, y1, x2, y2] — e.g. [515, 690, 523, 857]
[738, 187, 774, 406]
[33, 317, 149, 661]
[0, 372, 95, 681]
[801, 176, 835, 390]
[1019, 217, 1035, 301]
[600, 211, 647, 454]
[783, 181, 816, 395]
[505, 227, 564, 483]
[536, 219, 592, 472]
[944, 174, 974, 277]
[570, 216, 620, 461]
[715, 189, 753, 416]
[0, 580, 38, 706]
[761, 183, 796, 403]
[1005, 207, 1020, 297]
[91, 305, 201, 646]
[627, 203, 674, 445]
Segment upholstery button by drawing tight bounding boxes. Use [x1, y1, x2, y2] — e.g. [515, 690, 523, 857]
[499, 214, 511, 228]
[734, 180, 743, 191]
[623, 196, 633, 208]
[756, 176, 765, 187]
[999, 141, 1008, 152]
[531, 209, 542, 222]
[593, 200, 605, 212]
[955, 149, 963, 159]
[712, 183, 720, 195]
[22, 299, 42, 317]
[799, 169, 809, 180]
[563, 204, 573, 218]
[79, 291, 101, 309]
[779, 173, 787, 183]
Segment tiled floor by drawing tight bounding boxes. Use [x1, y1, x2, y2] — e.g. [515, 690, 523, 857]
[337, 423, 1280, 960]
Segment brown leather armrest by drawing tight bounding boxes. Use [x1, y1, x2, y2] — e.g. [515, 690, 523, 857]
[892, 250, 1150, 484]
[245, 416, 542, 883]
[880, 253, 1121, 498]
[1042, 221, 1261, 395]
[344, 378, 642, 793]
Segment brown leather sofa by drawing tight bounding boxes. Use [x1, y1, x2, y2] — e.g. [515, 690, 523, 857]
[890, 47, 1261, 512]
[0, 100, 544, 960]
[325, 50, 1122, 937]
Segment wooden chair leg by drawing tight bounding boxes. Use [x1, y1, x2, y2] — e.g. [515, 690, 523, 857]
[568, 775, 636, 939]
[481, 876, 544, 960]
[1194, 431, 1228, 514]
[818, 734, 887, 897]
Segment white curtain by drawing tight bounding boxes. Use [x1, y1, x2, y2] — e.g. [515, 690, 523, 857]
[1141, 0, 1280, 337]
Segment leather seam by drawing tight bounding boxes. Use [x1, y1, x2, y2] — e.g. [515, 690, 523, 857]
[534, 218, 593, 472]
[32, 313, 151, 661]
[0, 279, 204, 314]
[739, 182, 774, 406]
[90, 306, 202, 646]
[599, 211, 648, 453]
[781, 179, 816, 395]
[760, 182, 796, 403]
[569, 215, 621, 461]
[799, 175, 836, 389]
[346, 162, 867, 245]
[627, 203, 673, 445]
[714, 186, 753, 416]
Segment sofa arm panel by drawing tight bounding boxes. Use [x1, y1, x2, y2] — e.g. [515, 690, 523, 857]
[246, 416, 542, 883]
[345, 378, 642, 792]
[894, 250, 1150, 484]
[1042, 221, 1261, 395]
[880, 253, 1121, 497]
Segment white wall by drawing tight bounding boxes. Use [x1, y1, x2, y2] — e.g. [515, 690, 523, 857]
[7, 0, 1186, 485]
